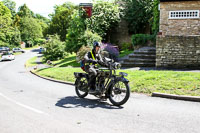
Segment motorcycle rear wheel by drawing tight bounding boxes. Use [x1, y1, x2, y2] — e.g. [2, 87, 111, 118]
[75, 77, 88, 98]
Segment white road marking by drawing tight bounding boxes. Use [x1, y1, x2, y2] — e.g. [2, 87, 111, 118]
[0, 92, 47, 115]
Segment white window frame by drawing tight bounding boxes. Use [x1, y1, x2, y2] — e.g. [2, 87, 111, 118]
[169, 10, 199, 19]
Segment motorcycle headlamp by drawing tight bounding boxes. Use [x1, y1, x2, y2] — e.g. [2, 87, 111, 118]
[113, 62, 121, 69]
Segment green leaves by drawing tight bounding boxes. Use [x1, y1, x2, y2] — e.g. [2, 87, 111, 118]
[43, 34, 65, 61]
[47, 2, 76, 41]
[85, 1, 121, 40]
[19, 17, 43, 43]
[17, 4, 34, 18]
[152, 0, 160, 34]
[2, 0, 16, 17]
[0, 1, 19, 46]
[123, 0, 154, 34]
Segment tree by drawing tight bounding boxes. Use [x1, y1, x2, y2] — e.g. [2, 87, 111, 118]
[65, 10, 102, 53]
[2, 0, 16, 17]
[17, 4, 34, 18]
[65, 10, 86, 53]
[85, 0, 121, 41]
[0, 2, 21, 47]
[122, 0, 154, 34]
[34, 13, 50, 24]
[19, 17, 43, 45]
[47, 2, 77, 41]
[0, 1, 12, 46]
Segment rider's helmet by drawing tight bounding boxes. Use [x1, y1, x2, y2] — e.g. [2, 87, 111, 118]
[93, 41, 101, 49]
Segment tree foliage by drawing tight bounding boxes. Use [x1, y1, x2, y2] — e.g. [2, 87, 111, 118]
[123, 0, 154, 34]
[2, 0, 16, 17]
[47, 2, 76, 41]
[0, 1, 20, 46]
[65, 10, 87, 53]
[0, 1, 49, 48]
[65, 10, 102, 53]
[85, 1, 121, 41]
[17, 4, 34, 18]
[152, 0, 160, 34]
[19, 17, 43, 44]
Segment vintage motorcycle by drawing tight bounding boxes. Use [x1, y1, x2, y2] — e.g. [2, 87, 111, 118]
[74, 57, 130, 106]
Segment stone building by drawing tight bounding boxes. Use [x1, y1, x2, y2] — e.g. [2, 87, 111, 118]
[156, 0, 200, 68]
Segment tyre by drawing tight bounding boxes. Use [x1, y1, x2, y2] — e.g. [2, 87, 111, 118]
[75, 77, 89, 98]
[109, 80, 130, 106]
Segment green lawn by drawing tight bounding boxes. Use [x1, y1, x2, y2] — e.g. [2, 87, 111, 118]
[51, 53, 80, 67]
[26, 56, 38, 67]
[34, 67, 200, 96]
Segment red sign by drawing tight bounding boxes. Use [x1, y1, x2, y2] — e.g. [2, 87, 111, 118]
[79, 3, 93, 18]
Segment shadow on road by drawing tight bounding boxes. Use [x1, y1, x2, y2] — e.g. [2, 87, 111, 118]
[31, 49, 39, 52]
[55, 96, 123, 109]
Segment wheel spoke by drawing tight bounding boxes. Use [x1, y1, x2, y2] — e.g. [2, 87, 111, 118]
[111, 81, 127, 103]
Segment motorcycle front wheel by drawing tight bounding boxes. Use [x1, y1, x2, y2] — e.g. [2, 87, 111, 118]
[109, 80, 130, 106]
[75, 77, 88, 98]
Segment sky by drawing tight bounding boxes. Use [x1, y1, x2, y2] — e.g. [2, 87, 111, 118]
[12, 0, 92, 18]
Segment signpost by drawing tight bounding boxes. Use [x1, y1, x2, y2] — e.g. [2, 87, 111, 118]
[79, 3, 93, 18]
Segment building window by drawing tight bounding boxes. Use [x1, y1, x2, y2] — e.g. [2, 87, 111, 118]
[169, 10, 199, 19]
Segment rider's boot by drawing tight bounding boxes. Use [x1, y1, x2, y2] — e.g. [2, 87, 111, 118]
[89, 85, 97, 94]
[88, 75, 97, 94]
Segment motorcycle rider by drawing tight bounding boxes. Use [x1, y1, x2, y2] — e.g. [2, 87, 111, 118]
[84, 41, 103, 93]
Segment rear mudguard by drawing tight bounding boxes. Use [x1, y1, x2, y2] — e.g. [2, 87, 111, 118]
[74, 72, 89, 87]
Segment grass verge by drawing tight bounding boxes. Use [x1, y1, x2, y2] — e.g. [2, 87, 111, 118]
[43, 53, 80, 67]
[26, 56, 38, 67]
[34, 67, 200, 96]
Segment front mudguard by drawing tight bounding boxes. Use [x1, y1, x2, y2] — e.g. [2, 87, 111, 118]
[115, 76, 129, 83]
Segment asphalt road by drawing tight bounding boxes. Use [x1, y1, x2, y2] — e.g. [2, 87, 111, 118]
[0, 49, 200, 133]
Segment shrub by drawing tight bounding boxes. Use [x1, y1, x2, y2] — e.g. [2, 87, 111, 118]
[132, 34, 155, 48]
[34, 38, 46, 45]
[76, 45, 92, 62]
[101, 43, 119, 61]
[121, 42, 133, 51]
[81, 30, 102, 47]
[43, 34, 65, 61]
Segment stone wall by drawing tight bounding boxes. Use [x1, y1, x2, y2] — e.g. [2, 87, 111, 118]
[160, 1, 200, 36]
[156, 35, 200, 68]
